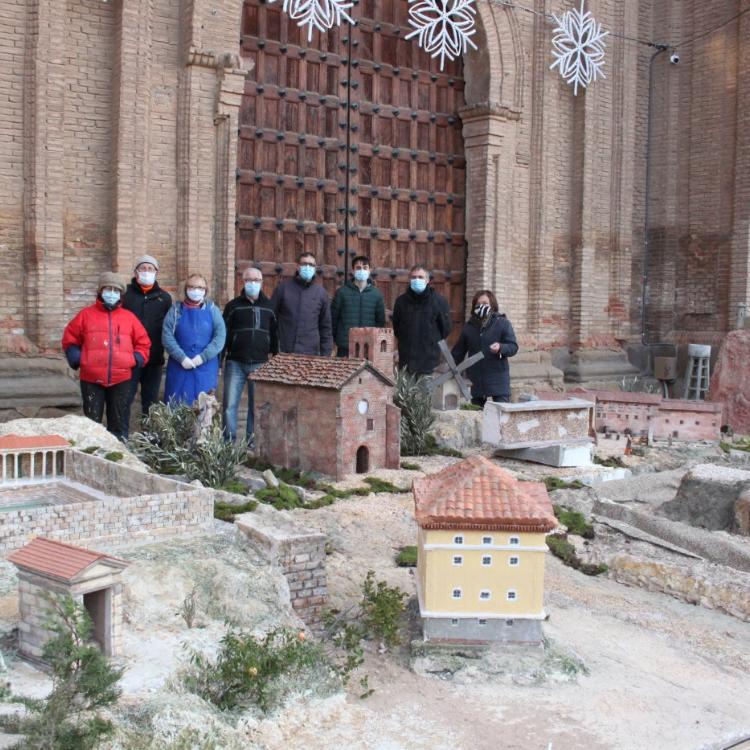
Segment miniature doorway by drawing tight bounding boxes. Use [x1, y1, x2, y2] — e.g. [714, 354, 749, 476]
[83, 588, 111, 655]
[356, 446, 369, 474]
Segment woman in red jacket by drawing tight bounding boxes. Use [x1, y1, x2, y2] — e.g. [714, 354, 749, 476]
[62, 272, 151, 440]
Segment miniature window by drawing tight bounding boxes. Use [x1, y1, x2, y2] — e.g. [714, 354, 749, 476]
[355, 343, 361, 357]
[482, 536, 492, 545]
[506, 619, 514, 626]
[478, 619, 487, 626]
[380, 339, 387, 352]
[509, 536, 520, 546]
[451, 618, 459, 626]
[357, 399, 369, 415]
[509, 556, 519, 566]
[481, 555, 492, 566]
[452, 555, 463, 566]
[454, 535, 464, 545]
[680, 419, 684, 425]
[695, 420, 700, 425]
[452, 588, 462, 599]
[479, 590, 491, 601]
[506, 590, 517, 601]
[366, 419, 374, 431]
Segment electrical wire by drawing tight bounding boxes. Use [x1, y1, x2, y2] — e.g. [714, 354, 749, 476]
[673, 2, 750, 48]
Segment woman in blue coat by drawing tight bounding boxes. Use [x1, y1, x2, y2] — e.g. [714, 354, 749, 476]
[162, 273, 226, 405]
[451, 289, 518, 407]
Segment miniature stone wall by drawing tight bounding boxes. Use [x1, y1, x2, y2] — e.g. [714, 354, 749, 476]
[235, 507, 327, 629]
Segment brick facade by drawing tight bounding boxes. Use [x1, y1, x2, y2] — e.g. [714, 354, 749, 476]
[0, 1, 747, 376]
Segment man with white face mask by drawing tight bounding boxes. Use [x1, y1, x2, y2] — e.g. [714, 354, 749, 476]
[122, 255, 172, 434]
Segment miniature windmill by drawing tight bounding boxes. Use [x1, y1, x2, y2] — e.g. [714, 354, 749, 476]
[425, 340, 483, 407]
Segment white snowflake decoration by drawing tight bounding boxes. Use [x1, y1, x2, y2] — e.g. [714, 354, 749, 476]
[549, 0, 608, 95]
[405, 0, 478, 71]
[267, 0, 355, 42]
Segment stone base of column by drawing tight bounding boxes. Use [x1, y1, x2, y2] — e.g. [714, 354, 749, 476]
[563, 348, 641, 387]
[0, 357, 80, 420]
[509, 350, 565, 395]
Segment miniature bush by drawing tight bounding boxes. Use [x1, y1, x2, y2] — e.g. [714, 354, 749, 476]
[104, 451, 124, 463]
[394, 368, 435, 455]
[544, 476, 585, 492]
[81, 446, 99, 455]
[395, 545, 418, 567]
[361, 570, 407, 648]
[0, 595, 123, 749]
[553, 505, 595, 539]
[546, 534, 607, 577]
[177, 588, 198, 629]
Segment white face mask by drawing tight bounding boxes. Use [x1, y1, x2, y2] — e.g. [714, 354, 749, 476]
[186, 288, 206, 303]
[138, 271, 156, 286]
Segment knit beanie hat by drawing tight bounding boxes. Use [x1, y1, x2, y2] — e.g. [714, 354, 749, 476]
[134, 254, 159, 271]
[97, 272, 126, 293]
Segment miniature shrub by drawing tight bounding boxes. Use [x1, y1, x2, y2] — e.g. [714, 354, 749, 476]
[395, 545, 418, 567]
[183, 628, 337, 713]
[177, 588, 198, 629]
[400, 461, 421, 471]
[546, 534, 607, 577]
[81, 446, 100, 455]
[129, 403, 247, 489]
[394, 368, 435, 455]
[544, 476, 585, 492]
[553, 506, 595, 539]
[213, 498, 258, 522]
[0, 595, 123, 749]
[361, 570, 407, 648]
[104, 451, 124, 463]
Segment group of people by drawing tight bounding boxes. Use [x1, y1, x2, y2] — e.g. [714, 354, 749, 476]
[62, 252, 518, 445]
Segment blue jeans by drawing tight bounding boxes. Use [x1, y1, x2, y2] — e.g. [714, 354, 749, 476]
[222, 360, 262, 442]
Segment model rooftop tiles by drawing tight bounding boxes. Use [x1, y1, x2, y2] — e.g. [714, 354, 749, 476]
[0, 435, 69, 451]
[7, 537, 129, 582]
[250, 353, 393, 389]
[413, 455, 557, 532]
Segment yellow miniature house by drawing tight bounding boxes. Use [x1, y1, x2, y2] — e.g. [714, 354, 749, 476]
[413, 455, 557, 643]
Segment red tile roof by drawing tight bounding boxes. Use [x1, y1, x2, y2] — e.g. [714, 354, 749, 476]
[413, 455, 557, 532]
[8, 538, 129, 582]
[250, 353, 393, 389]
[0, 435, 69, 451]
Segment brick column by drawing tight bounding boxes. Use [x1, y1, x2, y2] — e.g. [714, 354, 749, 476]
[460, 103, 522, 322]
[23, 0, 66, 350]
[111, 0, 153, 275]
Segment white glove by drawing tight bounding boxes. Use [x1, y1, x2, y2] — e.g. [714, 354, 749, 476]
[181, 357, 195, 370]
[191, 355, 204, 367]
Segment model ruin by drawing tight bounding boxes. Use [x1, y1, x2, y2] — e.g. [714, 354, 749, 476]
[9, 537, 129, 661]
[413, 455, 556, 643]
[251, 353, 400, 479]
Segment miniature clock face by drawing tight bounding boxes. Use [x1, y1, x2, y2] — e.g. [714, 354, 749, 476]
[357, 399, 369, 415]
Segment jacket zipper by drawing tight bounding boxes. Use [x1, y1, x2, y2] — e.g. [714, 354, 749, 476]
[107, 310, 113, 385]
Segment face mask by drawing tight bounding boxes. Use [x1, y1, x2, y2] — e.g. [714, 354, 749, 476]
[474, 304, 491, 319]
[353, 269, 370, 283]
[187, 288, 206, 303]
[137, 271, 156, 286]
[244, 281, 261, 298]
[299, 265, 316, 282]
[410, 278, 427, 294]
[101, 290, 121, 307]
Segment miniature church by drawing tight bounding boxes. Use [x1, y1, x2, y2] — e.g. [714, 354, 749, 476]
[347, 327, 396, 378]
[413, 455, 556, 643]
[251, 353, 401, 479]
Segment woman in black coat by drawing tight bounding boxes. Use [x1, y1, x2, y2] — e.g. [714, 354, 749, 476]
[451, 290, 519, 407]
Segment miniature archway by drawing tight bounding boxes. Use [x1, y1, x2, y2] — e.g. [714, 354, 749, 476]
[356, 445, 369, 474]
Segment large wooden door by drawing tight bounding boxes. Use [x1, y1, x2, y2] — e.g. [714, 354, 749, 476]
[237, 0, 467, 333]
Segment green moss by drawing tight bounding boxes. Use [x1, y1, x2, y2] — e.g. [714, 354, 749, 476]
[546, 533, 607, 576]
[420, 434, 464, 458]
[395, 546, 418, 567]
[400, 461, 421, 471]
[363, 477, 410, 494]
[544, 476, 585, 492]
[220, 480, 249, 496]
[553, 505, 595, 539]
[593, 455, 626, 468]
[721, 439, 750, 453]
[81, 446, 100, 455]
[214, 499, 258, 523]
[459, 403, 482, 411]
[103, 451, 123, 462]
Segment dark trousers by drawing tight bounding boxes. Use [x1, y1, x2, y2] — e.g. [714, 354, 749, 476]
[125, 362, 163, 436]
[80, 380, 131, 441]
[336, 348, 349, 358]
[471, 394, 510, 408]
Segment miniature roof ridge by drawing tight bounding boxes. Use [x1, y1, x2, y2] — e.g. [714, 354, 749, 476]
[250, 352, 393, 389]
[7, 537, 129, 583]
[413, 455, 557, 532]
[0, 434, 70, 450]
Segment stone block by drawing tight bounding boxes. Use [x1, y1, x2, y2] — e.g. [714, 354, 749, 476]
[734, 491, 750, 536]
[495, 440, 594, 468]
[482, 398, 594, 449]
[659, 464, 750, 532]
[708, 329, 750, 433]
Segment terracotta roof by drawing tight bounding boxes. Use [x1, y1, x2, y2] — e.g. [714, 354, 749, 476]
[7, 538, 129, 582]
[0, 435, 69, 451]
[250, 353, 393, 389]
[660, 399, 722, 413]
[413, 455, 557, 532]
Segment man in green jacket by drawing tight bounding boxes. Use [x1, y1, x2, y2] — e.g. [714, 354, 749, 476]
[331, 255, 386, 357]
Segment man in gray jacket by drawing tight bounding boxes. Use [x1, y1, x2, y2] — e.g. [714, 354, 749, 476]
[271, 252, 333, 356]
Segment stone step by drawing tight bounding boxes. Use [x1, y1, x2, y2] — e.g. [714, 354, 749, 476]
[0, 357, 80, 411]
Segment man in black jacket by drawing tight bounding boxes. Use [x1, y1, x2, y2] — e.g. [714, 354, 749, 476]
[222, 266, 278, 446]
[122, 255, 172, 435]
[392, 264, 452, 375]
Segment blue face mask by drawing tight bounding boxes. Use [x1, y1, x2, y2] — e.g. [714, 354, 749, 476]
[101, 290, 121, 307]
[353, 269, 370, 283]
[410, 278, 428, 294]
[299, 265, 316, 282]
[244, 281, 261, 298]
